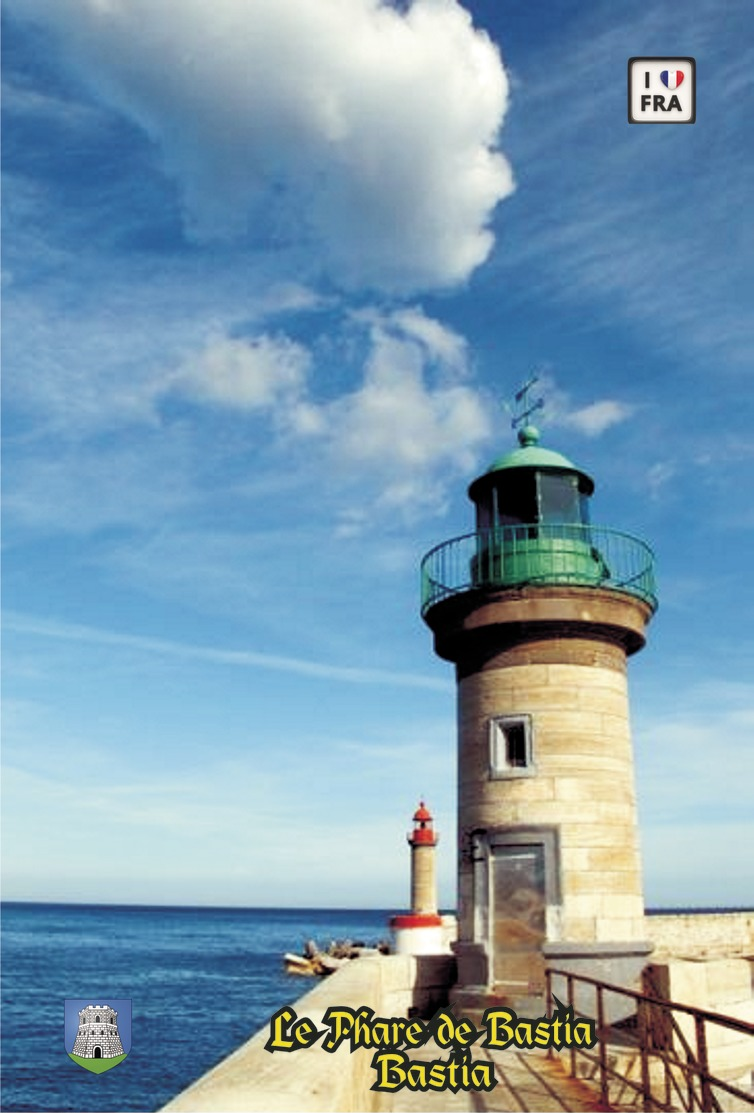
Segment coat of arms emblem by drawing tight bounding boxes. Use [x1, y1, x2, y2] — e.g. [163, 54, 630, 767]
[65, 999, 131, 1073]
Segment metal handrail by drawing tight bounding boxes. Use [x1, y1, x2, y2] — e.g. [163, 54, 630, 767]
[420, 524, 657, 616]
[546, 967, 754, 1112]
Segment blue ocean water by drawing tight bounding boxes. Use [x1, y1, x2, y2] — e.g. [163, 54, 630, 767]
[1, 902, 393, 1113]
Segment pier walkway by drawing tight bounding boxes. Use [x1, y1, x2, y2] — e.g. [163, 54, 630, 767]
[381, 1039, 608, 1112]
[163, 957, 615, 1112]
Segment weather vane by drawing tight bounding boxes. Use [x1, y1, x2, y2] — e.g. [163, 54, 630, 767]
[504, 374, 545, 433]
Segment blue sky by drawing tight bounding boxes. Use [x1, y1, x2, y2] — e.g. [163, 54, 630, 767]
[2, 0, 752, 910]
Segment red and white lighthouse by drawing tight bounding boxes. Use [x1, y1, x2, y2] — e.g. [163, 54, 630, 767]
[390, 802, 445, 955]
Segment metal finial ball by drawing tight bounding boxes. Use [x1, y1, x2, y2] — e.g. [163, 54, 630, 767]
[518, 424, 541, 447]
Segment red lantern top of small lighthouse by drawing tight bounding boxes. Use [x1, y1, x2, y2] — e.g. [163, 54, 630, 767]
[408, 800, 438, 846]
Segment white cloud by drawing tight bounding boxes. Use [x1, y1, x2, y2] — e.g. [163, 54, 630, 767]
[560, 399, 636, 437]
[329, 338, 464, 467]
[534, 375, 636, 439]
[368, 305, 470, 376]
[5, 300, 489, 534]
[165, 309, 491, 517]
[11, 0, 513, 291]
[172, 333, 310, 411]
[318, 313, 491, 511]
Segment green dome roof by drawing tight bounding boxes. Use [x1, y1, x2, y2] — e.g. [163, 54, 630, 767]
[485, 425, 576, 473]
[468, 424, 595, 499]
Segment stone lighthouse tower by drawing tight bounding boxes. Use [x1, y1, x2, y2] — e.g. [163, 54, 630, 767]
[420, 390, 657, 1009]
[390, 801, 445, 955]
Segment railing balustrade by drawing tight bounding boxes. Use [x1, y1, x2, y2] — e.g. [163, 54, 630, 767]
[545, 967, 754, 1112]
[421, 524, 657, 615]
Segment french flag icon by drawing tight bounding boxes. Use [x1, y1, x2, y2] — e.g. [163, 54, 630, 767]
[661, 69, 685, 89]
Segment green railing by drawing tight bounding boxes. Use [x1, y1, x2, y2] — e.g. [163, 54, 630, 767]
[420, 524, 657, 616]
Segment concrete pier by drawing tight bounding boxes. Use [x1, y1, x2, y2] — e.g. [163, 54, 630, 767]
[161, 955, 603, 1112]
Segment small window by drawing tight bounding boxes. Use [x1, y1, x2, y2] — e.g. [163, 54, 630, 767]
[496, 474, 537, 527]
[537, 473, 582, 525]
[489, 715, 534, 778]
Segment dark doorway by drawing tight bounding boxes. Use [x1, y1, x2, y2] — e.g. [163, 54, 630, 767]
[94, 1047, 102, 1059]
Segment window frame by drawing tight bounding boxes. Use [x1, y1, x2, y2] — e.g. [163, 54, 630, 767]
[488, 714, 535, 779]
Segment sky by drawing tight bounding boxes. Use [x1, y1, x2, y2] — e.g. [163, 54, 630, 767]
[2, 0, 752, 911]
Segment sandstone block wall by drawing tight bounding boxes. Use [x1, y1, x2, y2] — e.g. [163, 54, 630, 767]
[457, 650, 647, 948]
[647, 912, 754, 959]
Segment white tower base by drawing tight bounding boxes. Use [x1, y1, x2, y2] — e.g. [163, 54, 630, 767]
[390, 914, 447, 956]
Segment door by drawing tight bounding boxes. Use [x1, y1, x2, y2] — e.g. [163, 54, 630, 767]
[492, 843, 546, 993]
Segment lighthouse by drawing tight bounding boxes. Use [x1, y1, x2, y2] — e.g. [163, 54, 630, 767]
[420, 385, 657, 1010]
[390, 801, 445, 955]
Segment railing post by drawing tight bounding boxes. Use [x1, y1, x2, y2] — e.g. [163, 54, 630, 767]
[638, 997, 653, 1112]
[658, 1000, 671, 1111]
[567, 974, 576, 1078]
[597, 983, 608, 1109]
[694, 1015, 713, 1112]
[686, 1049, 696, 1111]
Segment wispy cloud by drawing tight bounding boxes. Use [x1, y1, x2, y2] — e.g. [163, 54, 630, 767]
[642, 820, 753, 907]
[645, 460, 678, 500]
[4, 613, 451, 692]
[3, 431, 197, 533]
[636, 681, 754, 826]
[493, 0, 754, 369]
[1, 756, 456, 905]
[634, 676, 754, 903]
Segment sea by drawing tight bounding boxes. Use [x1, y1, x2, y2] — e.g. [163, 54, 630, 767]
[1, 901, 395, 1113]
